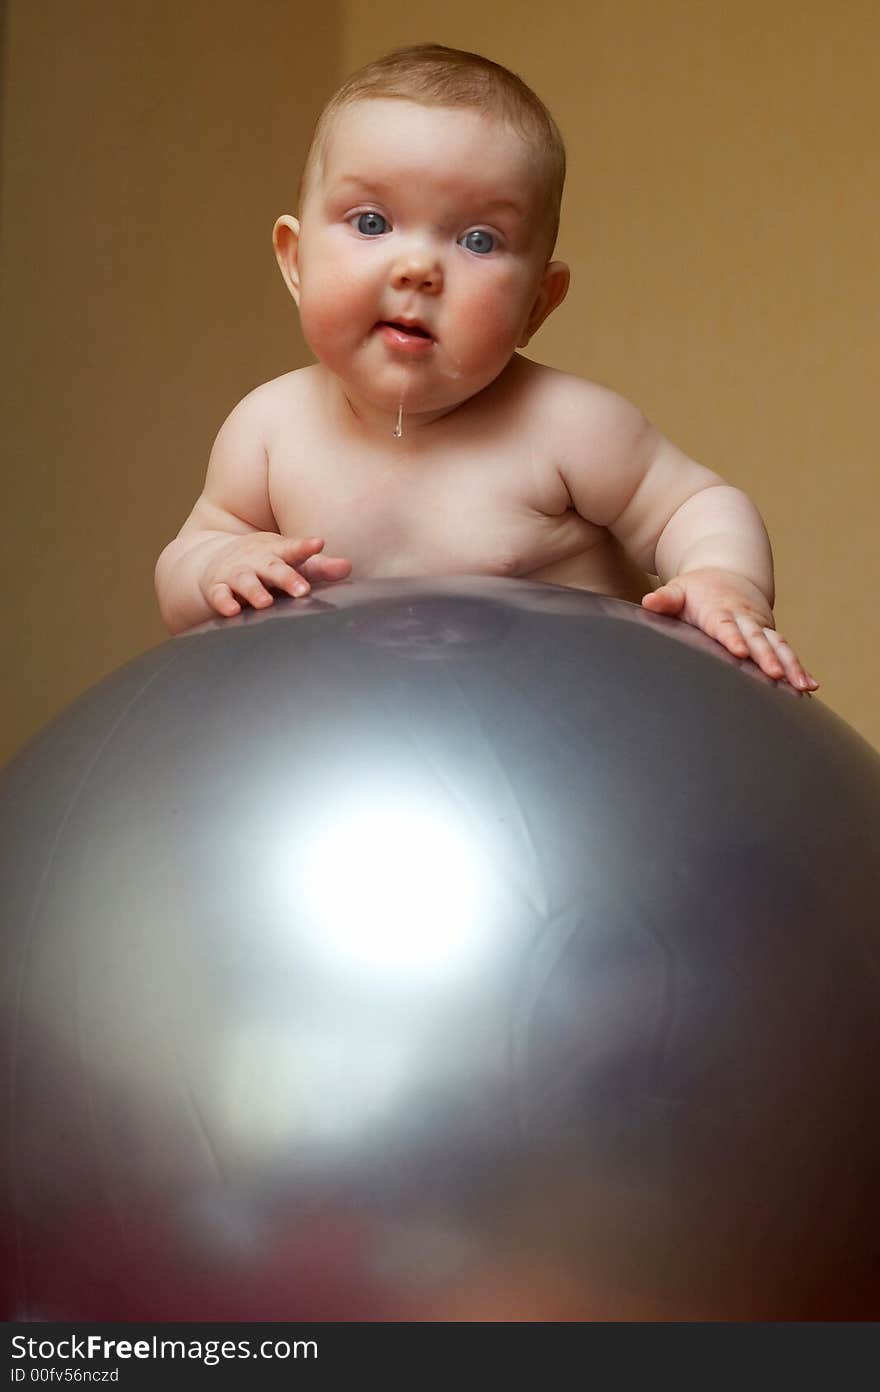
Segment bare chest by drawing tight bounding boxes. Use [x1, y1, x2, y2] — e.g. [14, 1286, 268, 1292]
[271, 435, 585, 568]
[265, 407, 650, 601]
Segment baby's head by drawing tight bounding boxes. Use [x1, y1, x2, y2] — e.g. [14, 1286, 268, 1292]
[300, 44, 566, 262]
[274, 44, 571, 426]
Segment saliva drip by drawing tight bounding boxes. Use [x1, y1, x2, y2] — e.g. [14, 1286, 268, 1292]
[393, 401, 404, 439]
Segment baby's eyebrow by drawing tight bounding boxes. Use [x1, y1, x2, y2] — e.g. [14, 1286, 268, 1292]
[328, 176, 528, 221]
[479, 197, 528, 219]
[330, 175, 391, 198]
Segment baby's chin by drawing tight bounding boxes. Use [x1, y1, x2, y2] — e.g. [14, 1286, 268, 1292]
[348, 355, 512, 423]
[339, 369, 486, 426]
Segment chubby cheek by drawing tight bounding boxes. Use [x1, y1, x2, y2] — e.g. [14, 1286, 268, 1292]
[297, 265, 375, 364]
[446, 277, 533, 376]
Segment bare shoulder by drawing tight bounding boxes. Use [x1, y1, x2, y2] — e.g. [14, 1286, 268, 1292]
[185, 368, 311, 531]
[204, 369, 321, 472]
[508, 356, 654, 521]
[512, 356, 649, 449]
[237, 365, 323, 440]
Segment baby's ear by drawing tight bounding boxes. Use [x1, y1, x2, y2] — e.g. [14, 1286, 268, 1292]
[518, 260, 570, 347]
[273, 216, 302, 306]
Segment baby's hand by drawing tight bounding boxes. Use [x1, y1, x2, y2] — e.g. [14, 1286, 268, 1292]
[200, 534, 352, 619]
[641, 567, 819, 691]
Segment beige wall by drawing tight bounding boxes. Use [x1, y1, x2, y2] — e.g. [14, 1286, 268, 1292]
[2, 0, 878, 762]
[0, 0, 339, 764]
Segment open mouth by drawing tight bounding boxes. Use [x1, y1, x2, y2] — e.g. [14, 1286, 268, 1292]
[377, 320, 433, 340]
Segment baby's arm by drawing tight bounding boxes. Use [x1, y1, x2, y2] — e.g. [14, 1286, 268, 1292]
[155, 391, 351, 635]
[559, 386, 818, 690]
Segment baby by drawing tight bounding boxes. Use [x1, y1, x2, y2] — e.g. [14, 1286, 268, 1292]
[155, 43, 817, 691]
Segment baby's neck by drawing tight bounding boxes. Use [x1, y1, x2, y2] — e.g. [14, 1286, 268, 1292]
[326, 371, 466, 450]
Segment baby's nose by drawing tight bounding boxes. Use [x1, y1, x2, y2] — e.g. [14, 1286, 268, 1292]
[390, 248, 443, 294]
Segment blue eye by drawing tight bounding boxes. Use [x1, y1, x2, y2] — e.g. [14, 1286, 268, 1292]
[460, 229, 495, 254]
[355, 211, 389, 236]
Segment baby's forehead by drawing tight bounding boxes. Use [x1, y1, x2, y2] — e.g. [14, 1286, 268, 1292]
[316, 98, 545, 207]
[323, 100, 528, 171]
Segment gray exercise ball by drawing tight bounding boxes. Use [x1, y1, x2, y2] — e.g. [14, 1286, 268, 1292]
[2, 577, 879, 1320]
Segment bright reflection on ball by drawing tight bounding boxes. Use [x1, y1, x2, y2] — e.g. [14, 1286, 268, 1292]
[290, 792, 496, 979]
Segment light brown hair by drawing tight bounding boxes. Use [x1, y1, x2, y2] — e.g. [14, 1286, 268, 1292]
[299, 43, 566, 257]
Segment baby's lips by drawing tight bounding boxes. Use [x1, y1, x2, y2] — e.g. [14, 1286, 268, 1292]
[376, 318, 435, 341]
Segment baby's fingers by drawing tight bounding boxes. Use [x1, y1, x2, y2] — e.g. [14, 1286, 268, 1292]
[259, 556, 311, 598]
[757, 625, 819, 691]
[642, 581, 686, 616]
[298, 554, 353, 584]
[207, 582, 243, 618]
[225, 567, 279, 609]
[735, 617, 819, 691]
[734, 617, 785, 680]
[704, 611, 750, 660]
[274, 535, 328, 567]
